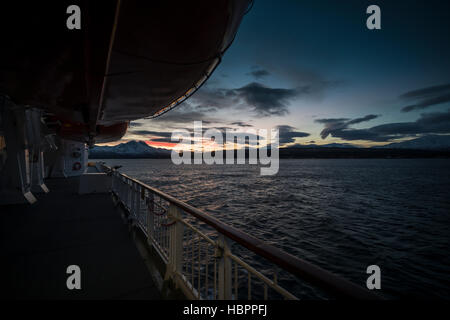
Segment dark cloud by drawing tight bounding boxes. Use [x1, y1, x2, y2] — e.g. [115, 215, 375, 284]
[247, 69, 270, 79]
[235, 77, 340, 116]
[276, 125, 310, 145]
[186, 82, 300, 117]
[185, 75, 338, 117]
[128, 130, 174, 142]
[316, 115, 379, 139]
[128, 127, 263, 144]
[402, 93, 450, 113]
[129, 130, 172, 138]
[235, 82, 299, 116]
[320, 127, 383, 142]
[347, 114, 379, 125]
[208, 126, 233, 132]
[225, 131, 263, 144]
[317, 109, 450, 142]
[131, 123, 309, 146]
[400, 83, 450, 112]
[189, 87, 239, 111]
[315, 118, 349, 124]
[145, 69, 339, 124]
[230, 121, 253, 127]
[400, 84, 450, 100]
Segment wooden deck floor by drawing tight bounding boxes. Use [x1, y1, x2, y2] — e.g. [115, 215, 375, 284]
[0, 177, 161, 300]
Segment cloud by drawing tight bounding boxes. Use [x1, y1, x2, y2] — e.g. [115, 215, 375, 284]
[189, 87, 239, 111]
[184, 82, 300, 117]
[229, 121, 253, 127]
[234, 82, 300, 116]
[276, 125, 310, 145]
[347, 114, 379, 125]
[400, 84, 450, 100]
[247, 69, 270, 79]
[134, 69, 339, 127]
[128, 127, 264, 145]
[224, 131, 264, 144]
[127, 130, 174, 142]
[316, 115, 379, 139]
[233, 75, 340, 116]
[269, 66, 342, 99]
[129, 130, 172, 137]
[316, 110, 450, 142]
[400, 83, 450, 112]
[185, 74, 338, 117]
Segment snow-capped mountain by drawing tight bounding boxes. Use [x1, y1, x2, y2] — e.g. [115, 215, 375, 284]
[89, 141, 171, 158]
[377, 135, 450, 150]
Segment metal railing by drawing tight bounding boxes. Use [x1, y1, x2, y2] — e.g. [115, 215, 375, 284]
[105, 165, 380, 300]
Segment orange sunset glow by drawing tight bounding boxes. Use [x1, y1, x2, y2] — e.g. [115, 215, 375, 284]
[145, 140, 177, 149]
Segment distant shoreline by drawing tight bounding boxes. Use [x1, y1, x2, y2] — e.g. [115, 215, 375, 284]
[89, 148, 450, 159]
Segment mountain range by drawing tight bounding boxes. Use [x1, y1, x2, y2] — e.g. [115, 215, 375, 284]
[89, 141, 171, 158]
[289, 135, 450, 150]
[89, 135, 450, 159]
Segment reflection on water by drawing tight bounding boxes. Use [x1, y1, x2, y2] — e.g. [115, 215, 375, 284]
[100, 158, 450, 299]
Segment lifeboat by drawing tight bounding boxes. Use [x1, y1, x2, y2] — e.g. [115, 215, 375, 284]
[0, 0, 252, 144]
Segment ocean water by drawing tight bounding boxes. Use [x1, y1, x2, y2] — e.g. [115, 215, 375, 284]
[99, 158, 450, 299]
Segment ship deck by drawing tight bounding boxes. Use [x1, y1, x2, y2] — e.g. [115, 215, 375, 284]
[0, 177, 161, 300]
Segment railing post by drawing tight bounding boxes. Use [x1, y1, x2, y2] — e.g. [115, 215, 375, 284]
[128, 181, 132, 211]
[130, 181, 134, 211]
[138, 185, 144, 228]
[134, 182, 141, 220]
[130, 181, 134, 216]
[120, 176, 124, 201]
[125, 179, 128, 206]
[217, 234, 232, 300]
[122, 177, 126, 203]
[146, 192, 155, 244]
[131, 182, 135, 217]
[125, 180, 128, 209]
[166, 204, 183, 286]
[113, 172, 118, 194]
[169, 205, 183, 273]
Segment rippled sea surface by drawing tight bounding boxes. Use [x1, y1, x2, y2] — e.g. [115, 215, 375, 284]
[100, 158, 450, 299]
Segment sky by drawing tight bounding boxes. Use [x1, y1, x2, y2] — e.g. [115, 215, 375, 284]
[118, 0, 450, 149]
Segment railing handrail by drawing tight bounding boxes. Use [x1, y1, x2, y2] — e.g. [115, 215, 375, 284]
[110, 167, 381, 300]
